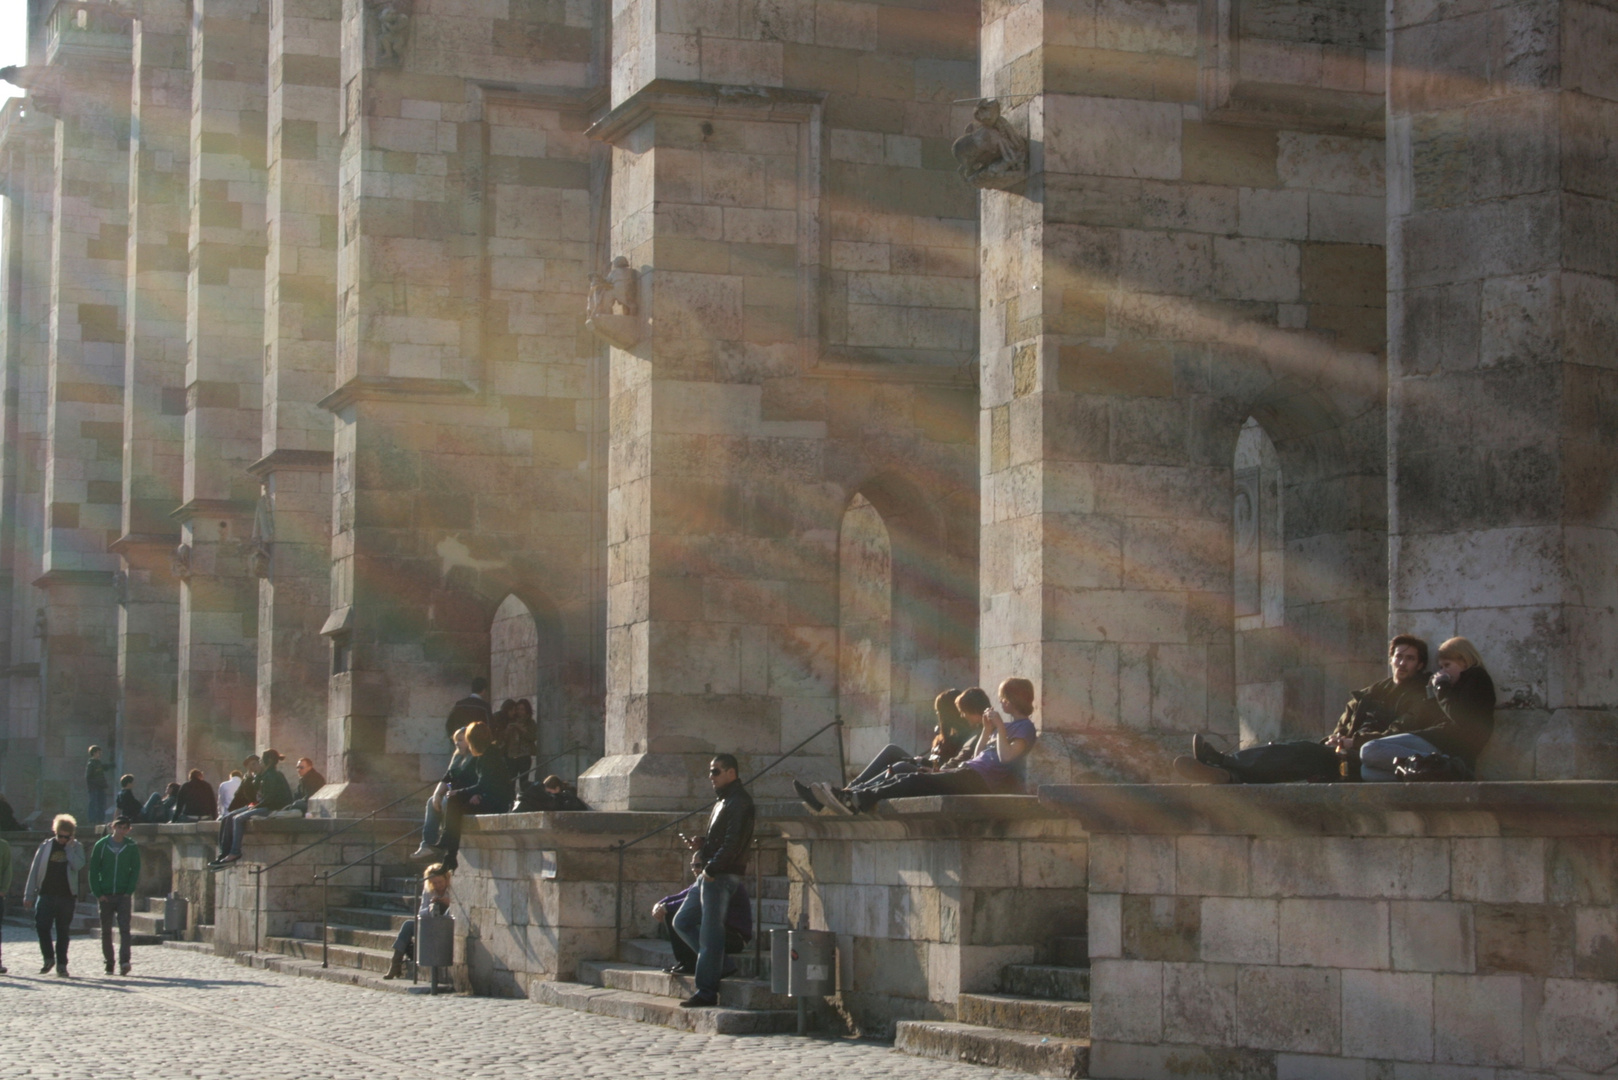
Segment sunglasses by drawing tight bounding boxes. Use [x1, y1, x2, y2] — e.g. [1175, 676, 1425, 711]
[708, 767, 725, 775]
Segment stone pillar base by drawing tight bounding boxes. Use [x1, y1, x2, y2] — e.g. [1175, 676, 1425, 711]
[579, 750, 842, 811]
[305, 781, 422, 820]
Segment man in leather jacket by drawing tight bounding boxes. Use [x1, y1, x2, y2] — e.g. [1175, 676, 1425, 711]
[671, 754, 754, 1008]
[1175, 635, 1442, 783]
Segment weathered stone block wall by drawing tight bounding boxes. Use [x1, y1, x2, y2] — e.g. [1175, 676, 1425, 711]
[448, 811, 692, 996]
[784, 795, 1089, 1037]
[1048, 782, 1618, 1079]
[978, 0, 1388, 782]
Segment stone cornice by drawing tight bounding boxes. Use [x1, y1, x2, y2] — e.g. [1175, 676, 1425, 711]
[248, 449, 335, 477]
[318, 376, 479, 414]
[169, 498, 253, 524]
[587, 79, 825, 145]
[808, 359, 977, 388]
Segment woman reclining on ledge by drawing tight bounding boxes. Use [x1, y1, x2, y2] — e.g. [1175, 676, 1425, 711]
[804, 679, 1039, 815]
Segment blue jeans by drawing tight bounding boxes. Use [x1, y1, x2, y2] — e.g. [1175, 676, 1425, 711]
[88, 788, 107, 824]
[672, 872, 742, 996]
[218, 806, 272, 856]
[1360, 733, 1441, 782]
[421, 797, 443, 847]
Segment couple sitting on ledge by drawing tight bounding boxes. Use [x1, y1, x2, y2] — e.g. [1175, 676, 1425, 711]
[1175, 634, 1496, 785]
[795, 678, 1039, 815]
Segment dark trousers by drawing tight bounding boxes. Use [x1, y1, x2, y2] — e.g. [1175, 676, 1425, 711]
[0, 895, 6, 962]
[100, 894, 133, 968]
[856, 767, 990, 808]
[393, 918, 417, 957]
[440, 793, 486, 866]
[35, 893, 75, 968]
[849, 744, 919, 789]
[1223, 740, 1340, 783]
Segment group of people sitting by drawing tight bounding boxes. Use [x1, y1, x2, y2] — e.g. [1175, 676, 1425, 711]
[1172, 634, 1495, 784]
[208, 750, 328, 866]
[409, 680, 589, 871]
[794, 677, 1040, 816]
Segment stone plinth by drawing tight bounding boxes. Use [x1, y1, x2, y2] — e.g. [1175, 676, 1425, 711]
[203, 817, 394, 954]
[449, 811, 691, 996]
[781, 795, 1090, 1038]
[1042, 782, 1618, 1079]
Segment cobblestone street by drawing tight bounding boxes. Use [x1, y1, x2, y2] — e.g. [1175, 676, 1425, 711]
[0, 941, 1003, 1079]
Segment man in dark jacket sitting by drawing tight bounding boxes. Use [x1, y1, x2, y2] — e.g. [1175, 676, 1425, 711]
[1175, 635, 1441, 783]
[211, 750, 295, 866]
[672, 753, 755, 1009]
[176, 769, 216, 820]
[416, 721, 511, 871]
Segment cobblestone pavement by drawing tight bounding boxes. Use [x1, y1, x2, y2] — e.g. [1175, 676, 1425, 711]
[0, 941, 1006, 1079]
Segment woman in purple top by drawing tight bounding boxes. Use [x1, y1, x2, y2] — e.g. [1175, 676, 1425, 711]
[820, 679, 1040, 814]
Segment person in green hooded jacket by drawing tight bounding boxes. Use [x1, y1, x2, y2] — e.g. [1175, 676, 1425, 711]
[90, 816, 142, 975]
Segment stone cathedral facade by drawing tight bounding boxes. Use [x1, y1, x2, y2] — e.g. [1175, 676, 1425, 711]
[0, 0, 1613, 817]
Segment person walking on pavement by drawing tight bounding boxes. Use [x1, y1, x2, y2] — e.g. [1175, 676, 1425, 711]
[85, 746, 108, 824]
[90, 816, 141, 975]
[23, 814, 86, 976]
[672, 753, 755, 1008]
[0, 830, 12, 973]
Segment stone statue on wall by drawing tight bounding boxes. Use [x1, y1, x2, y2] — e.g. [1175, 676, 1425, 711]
[585, 256, 643, 348]
[248, 482, 274, 580]
[952, 98, 1028, 190]
[110, 569, 129, 606]
[171, 543, 192, 582]
[368, 0, 410, 67]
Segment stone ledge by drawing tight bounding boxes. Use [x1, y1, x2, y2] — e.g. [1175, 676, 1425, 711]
[1039, 780, 1618, 836]
[781, 795, 1083, 839]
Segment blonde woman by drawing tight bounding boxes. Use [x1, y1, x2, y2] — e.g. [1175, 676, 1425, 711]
[23, 814, 85, 976]
[1360, 636, 1496, 781]
[384, 863, 452, 980]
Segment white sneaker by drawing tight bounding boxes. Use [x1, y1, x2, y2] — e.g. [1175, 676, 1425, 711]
[814, 782, 854, 816]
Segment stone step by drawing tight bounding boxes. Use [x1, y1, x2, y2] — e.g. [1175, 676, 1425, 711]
[262, 934, 396, 975]
[619, 937, 774, 980]
[895, 1021, 1089, 1078]
[534, 980, 798, 1035]
[1054, 937, 1089, 967]
[958, 993, 1091, 1039]
[234, 950, 439, 995]
[352, 888, 416, 910]
[129, 911, 166, 935]
[328, 905, 412, 931]
[1000, 964, 1091, 1001]
[291, 922, 399, 952]
[579, 960, 790, 1011]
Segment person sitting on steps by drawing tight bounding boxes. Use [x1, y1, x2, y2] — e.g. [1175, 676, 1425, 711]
[1174, 634, 1442, 784]
[812, 679, 1039, 815]
[211, 750, 294, 866]
[413, 720, 511, 871]
[384, 863, 452, 980]
[794, 687, 979, 815]
[411, 725, 475, 861]
[652, 878, 752, 977]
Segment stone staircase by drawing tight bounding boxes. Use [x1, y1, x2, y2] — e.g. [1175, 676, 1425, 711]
[246, 866, 439, 994]
[534, 871, 800, 1034]
[895, 935, 1092, 1078]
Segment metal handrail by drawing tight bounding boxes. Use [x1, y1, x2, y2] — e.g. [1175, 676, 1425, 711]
[610, 717, 842, 953]
[314, 826, 423, 969]
[243, 777, 437, 953]
[516, 743, 591, 787]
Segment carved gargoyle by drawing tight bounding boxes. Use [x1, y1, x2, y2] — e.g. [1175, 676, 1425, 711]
[585, 256, 643, 348]
[367, 0, 410, 67]
[952, 98, 1028, 190]
[248, 483, 274, 579]
[171, 543, 192, 582]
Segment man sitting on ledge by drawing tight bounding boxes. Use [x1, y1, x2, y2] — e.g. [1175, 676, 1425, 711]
[1175, 635, 1440, 784]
